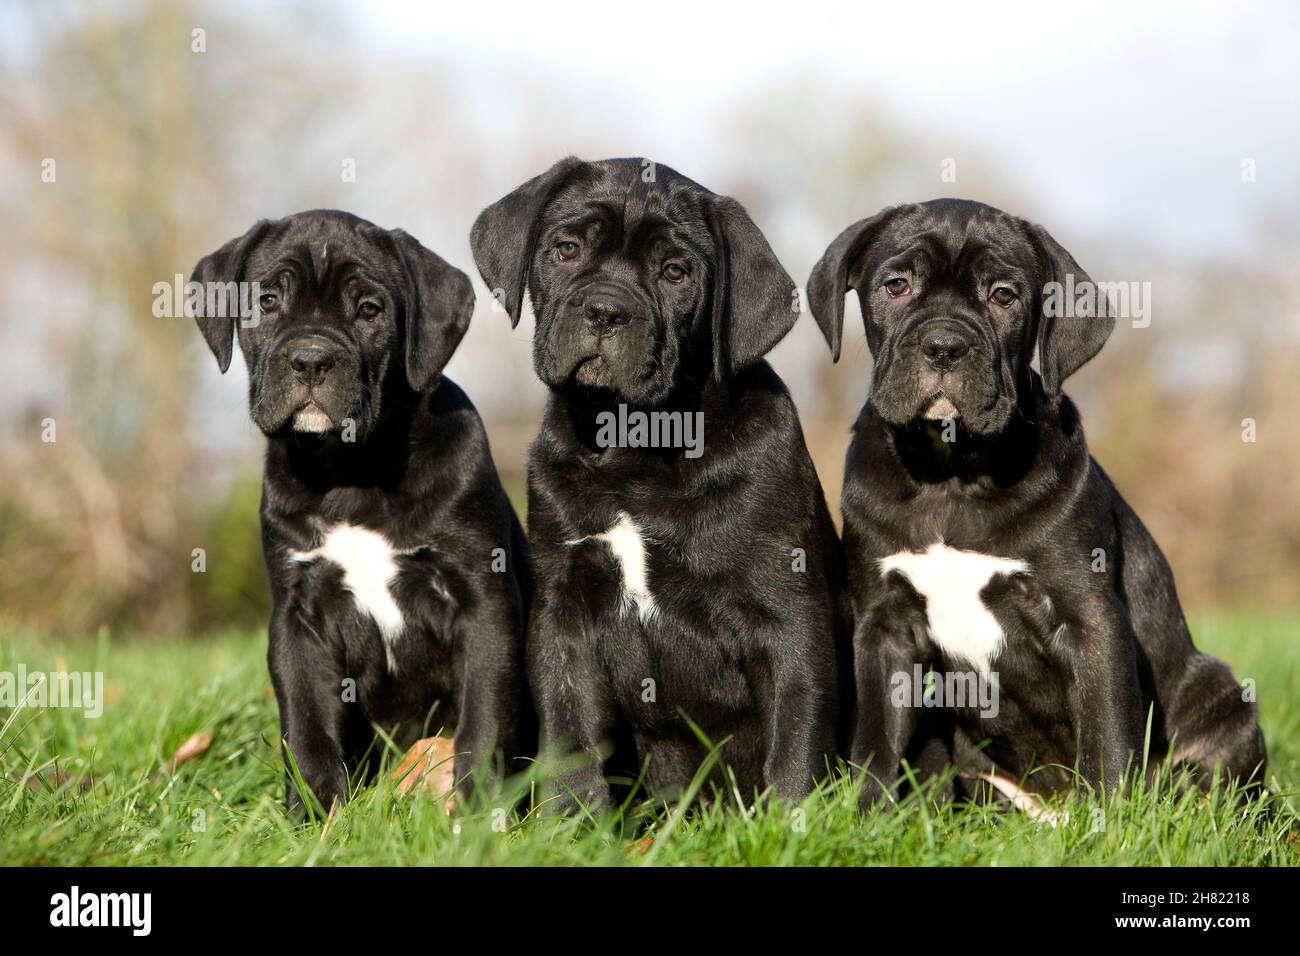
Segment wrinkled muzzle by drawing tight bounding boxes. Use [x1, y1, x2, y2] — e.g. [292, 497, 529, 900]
[535, 279, 673, 404]
[870, 312, 1016, 435]
[250, 331, 366, 436]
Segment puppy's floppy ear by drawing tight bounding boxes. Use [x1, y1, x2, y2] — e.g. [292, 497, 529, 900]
[189, 219, 272, 373]
[469, 156, 585, 328]
[706, 196, 799, 380]
[1027, 222, 1114, 395]
[806, 208, 897, 362]
[389, 229, 475, 393]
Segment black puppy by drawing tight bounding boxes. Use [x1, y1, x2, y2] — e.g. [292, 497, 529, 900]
[190, 210, 531, 813]
[808, 199, 1265, 811]
[471, 158, 847, 811]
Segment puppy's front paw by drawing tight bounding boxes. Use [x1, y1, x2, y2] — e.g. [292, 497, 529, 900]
[857, 775, 895, 814]
[546, 765, 610, 817]
[285, 773, 348, 820]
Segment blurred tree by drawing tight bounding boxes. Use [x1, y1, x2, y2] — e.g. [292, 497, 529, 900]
[0, 0, 350, 632]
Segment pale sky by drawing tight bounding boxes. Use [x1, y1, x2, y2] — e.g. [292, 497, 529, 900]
[357, 0, 1300, 255]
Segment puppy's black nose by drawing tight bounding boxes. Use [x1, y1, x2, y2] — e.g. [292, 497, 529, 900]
[582, 293, 631, 332]
[921, 327, 971, 370]
[288, 345, 336, 386]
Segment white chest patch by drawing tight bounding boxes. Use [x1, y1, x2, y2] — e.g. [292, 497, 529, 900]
[290, 524, 406, 671]
[571, 511, 656, 622]
[879, 543, 1029, 675]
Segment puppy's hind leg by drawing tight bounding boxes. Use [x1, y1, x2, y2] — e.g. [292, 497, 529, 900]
[1165, 653, 1267, 793]
[1107, 486, 1266, 794]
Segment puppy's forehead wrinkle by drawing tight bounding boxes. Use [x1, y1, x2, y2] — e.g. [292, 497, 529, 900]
[313, 240, 328, 282]
[255, 248, 388, 303]
[627, 219, 698, 264]
[620, 176, 651, 236]
[561, 202, 619, 236]
[557, 191, 706, 257]
[877, 237, 1028, 302]
[866, 233, 938, 285]
[881, 204, 1032, 261]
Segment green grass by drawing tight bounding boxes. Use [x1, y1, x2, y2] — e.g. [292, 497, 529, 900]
[1, 612, 1297, 866]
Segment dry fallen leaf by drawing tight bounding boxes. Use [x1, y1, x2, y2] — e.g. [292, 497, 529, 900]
[392, 736, 456, 806]
[165, 731, 213, 773]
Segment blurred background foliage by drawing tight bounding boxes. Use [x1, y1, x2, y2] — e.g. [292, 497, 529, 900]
[1, 0, 1297, 638]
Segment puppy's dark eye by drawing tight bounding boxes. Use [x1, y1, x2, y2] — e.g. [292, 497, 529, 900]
[357, 301, 382, 321]
[990, 286, 1017, 307]
[883, 277, 910, 297]
[661, 262, 687, 283]
[258, 292, 279, 312]
[556, 241, 580, 261]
